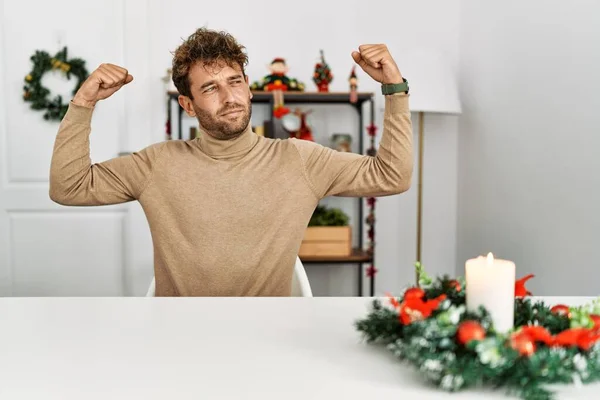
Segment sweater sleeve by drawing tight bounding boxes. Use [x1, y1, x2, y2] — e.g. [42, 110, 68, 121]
[49, 102, 166, 206]
[291, 93, 413, 199]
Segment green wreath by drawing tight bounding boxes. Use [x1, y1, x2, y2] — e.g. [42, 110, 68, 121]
[355, 265, 600, 399]
[22, 46, 89, 121]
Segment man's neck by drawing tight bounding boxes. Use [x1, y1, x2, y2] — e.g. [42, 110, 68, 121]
[196, 124, 258, 159]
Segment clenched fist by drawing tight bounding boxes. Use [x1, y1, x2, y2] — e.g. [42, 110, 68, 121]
[72, 63, 133, 108]
[351, 44, 403, 85]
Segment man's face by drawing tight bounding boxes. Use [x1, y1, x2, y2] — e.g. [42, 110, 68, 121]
[179, 62, 252, 140]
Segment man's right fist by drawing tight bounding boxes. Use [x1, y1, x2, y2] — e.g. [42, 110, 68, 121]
[72, 63, 133, 108]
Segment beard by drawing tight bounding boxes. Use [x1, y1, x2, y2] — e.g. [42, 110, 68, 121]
[194, 100, 252, 140]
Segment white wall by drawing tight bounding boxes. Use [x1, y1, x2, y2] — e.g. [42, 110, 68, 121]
[457, 0, 600, 295]
[145, 0, 461, 295]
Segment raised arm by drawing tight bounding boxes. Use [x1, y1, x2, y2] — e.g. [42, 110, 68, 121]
[49, 63, 165, 206]
[291, 44, 413, 199]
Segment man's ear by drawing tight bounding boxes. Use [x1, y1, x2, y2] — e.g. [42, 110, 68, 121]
[178, 95, 196, 117]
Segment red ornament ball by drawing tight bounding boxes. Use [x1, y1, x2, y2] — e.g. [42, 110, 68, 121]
[457, 321, 486, 345]
[448, 280, 461, 292]
[403, 287, 425, 300]
[551, 304, 571, 318]
[510, 333, 537, 356]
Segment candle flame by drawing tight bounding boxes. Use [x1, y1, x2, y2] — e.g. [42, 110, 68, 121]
[487, 252, 494, 265]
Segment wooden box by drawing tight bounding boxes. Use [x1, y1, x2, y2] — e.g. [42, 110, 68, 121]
[298, 226, 352, 257]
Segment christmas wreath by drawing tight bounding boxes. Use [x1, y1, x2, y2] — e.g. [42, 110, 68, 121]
[355, 265, 600, 400]
[22, 46, 89, 121]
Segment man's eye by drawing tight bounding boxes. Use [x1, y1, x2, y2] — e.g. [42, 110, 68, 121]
[231, 80, 242, 85]
[204, 86, 216, 93]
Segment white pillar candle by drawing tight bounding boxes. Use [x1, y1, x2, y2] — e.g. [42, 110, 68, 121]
[465, 253, 516, 333]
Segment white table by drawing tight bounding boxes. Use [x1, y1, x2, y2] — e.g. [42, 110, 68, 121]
[0, 296, 597, 400]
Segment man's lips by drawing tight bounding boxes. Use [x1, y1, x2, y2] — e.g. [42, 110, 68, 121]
[220, 109, 244, 116]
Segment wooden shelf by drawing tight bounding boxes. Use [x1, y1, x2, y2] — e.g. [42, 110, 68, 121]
[299, 249, 373, 264]
[167, 90, 374, 105]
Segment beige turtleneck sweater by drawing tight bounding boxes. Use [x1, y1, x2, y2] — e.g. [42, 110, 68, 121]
[49, 93, 412, 296]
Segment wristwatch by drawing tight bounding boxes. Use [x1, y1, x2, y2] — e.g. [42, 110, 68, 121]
[381, 78, 409, 95]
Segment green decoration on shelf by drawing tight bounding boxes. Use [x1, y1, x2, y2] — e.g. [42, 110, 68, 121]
[22, 46, 89, 121]
[355, 264, 600, 400]
[308, 205, 349, 227]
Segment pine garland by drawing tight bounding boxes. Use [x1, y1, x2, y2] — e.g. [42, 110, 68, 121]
[355, 270, 600, 400]
[22, 46, 89, 121]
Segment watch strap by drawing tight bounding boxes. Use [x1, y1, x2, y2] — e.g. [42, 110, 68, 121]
[381, 78, 409, 95]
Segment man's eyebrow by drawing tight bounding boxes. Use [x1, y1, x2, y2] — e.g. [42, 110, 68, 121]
[199, 75, 243, 90]
[200, 80, 216, 89]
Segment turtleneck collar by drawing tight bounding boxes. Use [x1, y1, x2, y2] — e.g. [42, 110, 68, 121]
[195, 123, 258, 159]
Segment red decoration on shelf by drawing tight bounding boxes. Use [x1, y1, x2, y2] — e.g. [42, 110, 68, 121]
[317, 82, 329, 92]
[165, 119, 171, 140]
[515, 274, 534, 297]
[456, 321, 486, 345]
[313, 50, 333, 93]
[367, 227, 374, 240]
[366, 124, 378, 137]
[364, 121, 379, 296]
[273, 106, 290, 119]
[366, 265, 378, 278]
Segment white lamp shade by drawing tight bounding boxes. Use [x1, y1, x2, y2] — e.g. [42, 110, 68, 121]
[399, 49, 462, 115]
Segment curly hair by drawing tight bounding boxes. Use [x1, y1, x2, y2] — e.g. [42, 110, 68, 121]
[172, 27, 248, 99]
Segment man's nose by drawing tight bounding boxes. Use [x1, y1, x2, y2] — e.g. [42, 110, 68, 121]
[220, 85, 236, 103]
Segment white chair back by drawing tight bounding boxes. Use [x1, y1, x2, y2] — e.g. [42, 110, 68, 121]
[146, 256, 312, 297]
[291, 256, 312, 297]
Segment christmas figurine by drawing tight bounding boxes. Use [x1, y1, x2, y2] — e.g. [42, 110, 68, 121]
[313, 50, 333, 92]
[349, 66, 358, 103]
[265, 58, 288, 118]
[250, 58, 305, 118]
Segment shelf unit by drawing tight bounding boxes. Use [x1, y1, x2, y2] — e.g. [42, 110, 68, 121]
[166, 90, 377, 296]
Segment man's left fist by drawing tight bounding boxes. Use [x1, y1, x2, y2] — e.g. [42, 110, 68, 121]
[351, 44, 403, 85]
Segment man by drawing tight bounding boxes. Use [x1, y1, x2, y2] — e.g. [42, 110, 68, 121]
[49, 28, 413, 296]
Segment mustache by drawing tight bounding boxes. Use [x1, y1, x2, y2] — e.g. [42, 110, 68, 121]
[219, 105, 246, 115]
